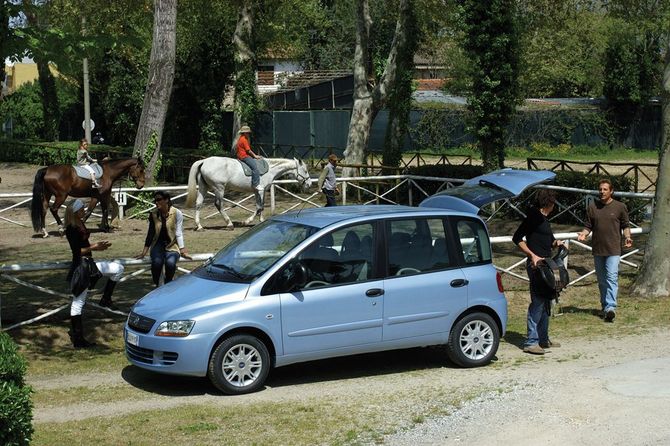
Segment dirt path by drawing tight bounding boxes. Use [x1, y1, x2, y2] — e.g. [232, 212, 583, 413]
[29, 328, 670, 446]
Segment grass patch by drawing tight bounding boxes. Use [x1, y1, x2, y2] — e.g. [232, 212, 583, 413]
[31, 392, 459, 446]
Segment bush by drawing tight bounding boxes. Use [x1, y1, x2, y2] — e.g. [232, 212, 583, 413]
[0, 333, 33, 446]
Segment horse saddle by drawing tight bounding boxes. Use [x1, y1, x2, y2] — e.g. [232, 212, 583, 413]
[74, 163, 103, 180]
[238, 158, 269, 176]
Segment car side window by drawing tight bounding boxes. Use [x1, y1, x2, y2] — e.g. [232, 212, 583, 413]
[454, 218, 491, 264]
[386, 218, 455, 277]
[296, 223, 375, 290]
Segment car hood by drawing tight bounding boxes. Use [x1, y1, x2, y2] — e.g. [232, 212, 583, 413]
[131, 273, 250, 320]
[419, 168, 556, 213]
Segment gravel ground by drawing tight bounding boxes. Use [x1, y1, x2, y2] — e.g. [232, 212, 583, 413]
[381, 330, 670, 446]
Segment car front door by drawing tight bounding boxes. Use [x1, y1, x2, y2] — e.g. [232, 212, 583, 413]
[279, 222, 384, 355]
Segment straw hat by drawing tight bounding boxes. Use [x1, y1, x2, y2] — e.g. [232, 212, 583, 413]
[238, 125, 252, 134]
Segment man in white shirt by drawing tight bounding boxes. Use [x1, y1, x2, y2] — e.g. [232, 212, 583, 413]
[318, 154, 340, 207]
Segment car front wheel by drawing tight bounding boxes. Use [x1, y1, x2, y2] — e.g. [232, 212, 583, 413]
[446, 312, 499, 368]
[208, 334, 271, 395]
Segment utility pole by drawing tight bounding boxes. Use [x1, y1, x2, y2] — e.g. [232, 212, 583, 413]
[82, 16, 91, 143]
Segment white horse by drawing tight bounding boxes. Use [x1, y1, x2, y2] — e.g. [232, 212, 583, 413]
[185, 157, 311, 230]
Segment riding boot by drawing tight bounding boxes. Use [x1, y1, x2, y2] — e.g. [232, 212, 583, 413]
[98, 279, 118, 309]
[69, 315, 96, 348]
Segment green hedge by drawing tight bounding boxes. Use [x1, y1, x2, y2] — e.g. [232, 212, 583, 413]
[0, 333, 33, 446]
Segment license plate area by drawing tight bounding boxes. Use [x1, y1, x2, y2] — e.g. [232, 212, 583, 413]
[126, 331, 139, 347]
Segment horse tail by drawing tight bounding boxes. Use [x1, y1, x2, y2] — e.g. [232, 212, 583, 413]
[185, 159, 205, 208]
[31, 168, 47, 232]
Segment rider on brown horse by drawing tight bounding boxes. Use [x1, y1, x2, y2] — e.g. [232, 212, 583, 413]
[31, 157, 146, 237]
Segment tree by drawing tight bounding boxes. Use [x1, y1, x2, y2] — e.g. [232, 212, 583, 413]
[342, 0, 413, 177]
[461, 0, 521, 172]
[382, 0, 418, 169]
[631, 37, 670, 297]
[517, 0, 608, 98]
[230, 1, 260, 146]
[133, 0, 177, 181]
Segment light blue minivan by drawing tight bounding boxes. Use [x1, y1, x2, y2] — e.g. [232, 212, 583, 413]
[125, 169, 554, 394]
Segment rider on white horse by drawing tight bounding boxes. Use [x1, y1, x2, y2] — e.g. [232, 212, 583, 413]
[77, 138, 101, 189]
[235, 125, 263, 193]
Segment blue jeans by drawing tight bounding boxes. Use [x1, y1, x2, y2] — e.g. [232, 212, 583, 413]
[150, 242, 180, 286]
[241, 157, 260, 188]
[524, 263, 551, 347]
[594, 255, 620, 312]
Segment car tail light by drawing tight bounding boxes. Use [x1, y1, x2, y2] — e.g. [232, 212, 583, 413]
[496, 271, 504, 293]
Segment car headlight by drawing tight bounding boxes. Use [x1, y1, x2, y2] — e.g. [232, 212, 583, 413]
[155, 320, 195, 337]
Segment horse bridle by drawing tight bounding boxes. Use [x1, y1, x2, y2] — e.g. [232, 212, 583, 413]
[294, 159, 309, 186]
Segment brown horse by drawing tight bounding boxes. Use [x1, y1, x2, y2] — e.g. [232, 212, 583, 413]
[31, 158, 146, 237]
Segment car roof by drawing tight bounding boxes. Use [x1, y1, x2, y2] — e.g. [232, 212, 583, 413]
[271, 205, 466, 229]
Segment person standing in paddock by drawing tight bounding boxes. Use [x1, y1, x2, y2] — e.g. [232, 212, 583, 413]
[65, 199, 124, 348]
[578, 179, 632, 322]
[318, 154, 340, 207]
[136, 191, 191, 287]
[513, 189, 565, 355]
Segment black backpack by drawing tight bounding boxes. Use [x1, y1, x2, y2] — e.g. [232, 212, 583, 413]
[535, 245, 569, 298]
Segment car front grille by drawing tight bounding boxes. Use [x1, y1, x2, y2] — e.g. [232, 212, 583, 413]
[126, 343, 178, 366]
[127, 311, 155, 334]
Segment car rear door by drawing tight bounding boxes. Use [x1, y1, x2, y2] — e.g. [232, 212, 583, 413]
[381, 217, 468, 342]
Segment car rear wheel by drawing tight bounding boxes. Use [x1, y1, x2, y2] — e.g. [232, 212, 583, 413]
[446, 312, 499, 368]
[208, 334, 270, 395]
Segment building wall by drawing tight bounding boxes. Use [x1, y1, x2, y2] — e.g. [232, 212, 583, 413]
[2, 63, 59, 96]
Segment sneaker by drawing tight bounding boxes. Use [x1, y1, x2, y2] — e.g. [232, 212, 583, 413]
[604, 310, 616, 322]
[540, 340, 561, 348]
[523, 345, 545, 355]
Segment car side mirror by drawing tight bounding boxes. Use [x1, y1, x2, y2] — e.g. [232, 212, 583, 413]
[279, 261, 308, 292]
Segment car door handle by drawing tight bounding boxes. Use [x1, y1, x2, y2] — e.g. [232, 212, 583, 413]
[450, 279, 469, 288]
[366, 288, 384, 297]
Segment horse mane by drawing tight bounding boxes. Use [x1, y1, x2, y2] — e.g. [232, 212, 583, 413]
[101, 157, 144, 168]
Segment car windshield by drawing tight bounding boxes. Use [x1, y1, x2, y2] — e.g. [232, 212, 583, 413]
[194, 220, 315, 283]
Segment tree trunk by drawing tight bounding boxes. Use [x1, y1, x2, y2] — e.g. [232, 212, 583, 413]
[231, 2, 257, 151]
[133, 0, 177, 182]
[631, 37, 670, 297]
[342, 0, 410, 178]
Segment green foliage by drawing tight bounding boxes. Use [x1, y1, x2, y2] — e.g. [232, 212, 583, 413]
[235, 68, 261, 130]
[517, 1, 609, 98]
[0, 82, 43, 140]
[383, 0, 420, 168]
[197, 100, 225, 156]
[0, 333, 34, 446]
[0, 76, 79, 142]
[411, 108, 470, 151]
[143, 130, 161, 179]
[461, 0, 521, 171]
[603, 20, 661, 106]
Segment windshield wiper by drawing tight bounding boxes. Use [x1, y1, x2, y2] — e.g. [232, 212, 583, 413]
[210, 263, 246, 280]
